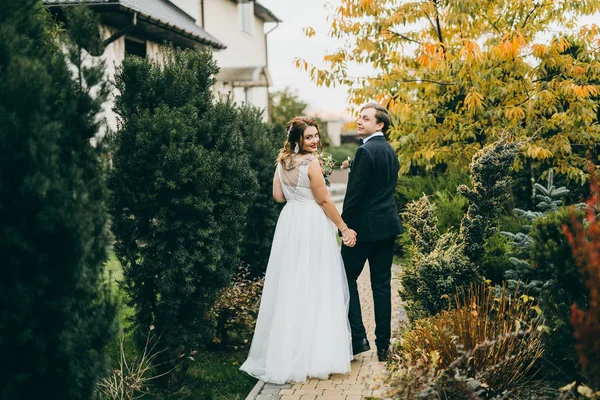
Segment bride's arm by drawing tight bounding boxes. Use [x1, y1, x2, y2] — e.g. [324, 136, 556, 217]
[273, 169, 286, 203]
[308, 159, 356, 244]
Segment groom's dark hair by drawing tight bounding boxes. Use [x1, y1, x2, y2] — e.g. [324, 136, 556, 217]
[361, 102, 392, 134]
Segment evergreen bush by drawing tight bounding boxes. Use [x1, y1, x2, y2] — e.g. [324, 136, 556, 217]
[530, 208, 585, 381]
[395, 170, 469, 212]
[479, 232, 512, 285]
[109, 48, 256, 387]
[458, 141, 520, 264]
[328, 143, 359, 167]
[0, 2, 116, 398]
[237, 106, 284, 276]
[400, 233, 477, 320]
[563, 174, 600, 389]
[498, 170, 589, 380]
[400, 141, 519, 321]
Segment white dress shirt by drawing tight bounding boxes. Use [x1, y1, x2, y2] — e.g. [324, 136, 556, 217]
[362, 132, 384, 144]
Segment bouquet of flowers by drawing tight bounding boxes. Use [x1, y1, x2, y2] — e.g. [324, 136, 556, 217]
[319, 152, 335, 187]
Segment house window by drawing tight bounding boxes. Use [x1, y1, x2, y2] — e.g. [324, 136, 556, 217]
[239, 1, 254, 36]
[125, 37, 146, 58]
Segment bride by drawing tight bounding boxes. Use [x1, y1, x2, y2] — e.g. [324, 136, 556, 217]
[240, 116, 357, 384]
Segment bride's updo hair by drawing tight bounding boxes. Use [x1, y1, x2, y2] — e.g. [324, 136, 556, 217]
[276, 116, 322, 166]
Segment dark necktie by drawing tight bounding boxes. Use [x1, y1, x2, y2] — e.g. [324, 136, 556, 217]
[359, 138, 364, 145]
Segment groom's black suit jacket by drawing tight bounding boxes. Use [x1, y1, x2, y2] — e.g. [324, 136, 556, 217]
[342, 136, 402, 242]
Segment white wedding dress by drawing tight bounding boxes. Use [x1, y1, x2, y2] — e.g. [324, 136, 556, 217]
[240, 155, 352, 384]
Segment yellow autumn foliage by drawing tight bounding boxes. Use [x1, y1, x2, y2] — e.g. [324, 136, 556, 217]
[298, 0, 600, 182]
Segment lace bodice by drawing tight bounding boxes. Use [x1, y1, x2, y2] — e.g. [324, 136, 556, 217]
[278, 155, 317, 202]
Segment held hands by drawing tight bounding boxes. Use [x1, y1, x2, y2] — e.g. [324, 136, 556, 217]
[342, 228, 357, 247]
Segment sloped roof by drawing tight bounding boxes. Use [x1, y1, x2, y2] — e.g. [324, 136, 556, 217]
[254, 1, 281, 23]
[44, 0, 226, 49]
[227, 0, 280, 23]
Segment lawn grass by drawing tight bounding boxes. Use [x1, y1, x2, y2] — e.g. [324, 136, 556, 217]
[103, 251, 256, 399]
[164, 350, 257, 400]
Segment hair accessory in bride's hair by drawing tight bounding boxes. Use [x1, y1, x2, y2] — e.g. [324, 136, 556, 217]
[286, 124, 293, 137]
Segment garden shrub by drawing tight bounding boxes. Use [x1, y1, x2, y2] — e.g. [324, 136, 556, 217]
[327, 143, 359, 167]
[502, 169, 577, 293]
[433, 189, 468, 233]
[527, 208, 585, 380]
[458, 141, 520, 264]
[109, 48, 256, 387]
[499, 170, 589, 381]
[400, 232, 477, 321]
[401, 195, 440, 255]
[0, 2, 117, 398]
[211, 263, 264, 349]
[388, 283, 544, 398]
[562, 171, 600, 389]
[237, 106, 284, 276]
[394, 171, 469, 257]
[400, 141, 519, 321]
[480, 232, 512, 285]
[396, 170, 469, 212]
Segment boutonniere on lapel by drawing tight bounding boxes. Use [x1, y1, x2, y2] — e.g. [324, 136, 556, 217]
[319, 152, 335, 187]
[341, 156, 353, 173]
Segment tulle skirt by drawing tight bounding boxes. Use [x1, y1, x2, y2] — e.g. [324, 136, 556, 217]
[240, 200, 352, 384]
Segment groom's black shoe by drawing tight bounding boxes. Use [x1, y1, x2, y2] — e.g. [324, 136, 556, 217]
[377, 347, 389, 362]
[352, 338, 370, 355]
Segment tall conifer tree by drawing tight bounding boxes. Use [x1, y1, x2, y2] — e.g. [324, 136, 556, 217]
[0, 2, 116, 399]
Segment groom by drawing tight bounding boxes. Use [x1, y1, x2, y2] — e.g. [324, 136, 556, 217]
[341, 103, 402, 362]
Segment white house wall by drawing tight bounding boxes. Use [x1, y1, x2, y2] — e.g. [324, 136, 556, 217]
[204, 1, 270, 119]
[203, 1, 267, 68]
[99, 24, 125, 134]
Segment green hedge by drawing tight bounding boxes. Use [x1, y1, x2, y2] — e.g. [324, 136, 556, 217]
[109, 48, 256, 387]
[327, 143, 359, 167]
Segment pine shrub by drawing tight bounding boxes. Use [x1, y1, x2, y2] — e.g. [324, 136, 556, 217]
[400, 233, 477, 320]
[0, 2, 116, 398]
[499, 170, 588, 380]
[458, 141, 520, 264]
[109, 48, 257, 386]
[400, 141, 519, 320]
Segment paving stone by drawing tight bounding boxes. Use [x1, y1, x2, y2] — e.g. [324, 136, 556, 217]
[262, 389, 282, 395]
[321, 389, 344, 395]
[265, 383, 286, 390]
[294, 389, 324, 396]
[256, 394, 280, 400]
[316, 381, 335, 387]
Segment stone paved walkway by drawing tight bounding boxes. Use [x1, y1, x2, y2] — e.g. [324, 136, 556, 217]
[251, 265, 405, 400]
